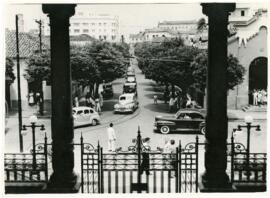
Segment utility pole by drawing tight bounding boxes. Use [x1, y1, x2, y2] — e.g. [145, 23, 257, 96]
[16, 15, 23, 152]
[35, 19, 44, 115]
[35, 19, 42, 53]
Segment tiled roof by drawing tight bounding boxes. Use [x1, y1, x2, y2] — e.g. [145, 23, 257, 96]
[5, 29, 42, 58]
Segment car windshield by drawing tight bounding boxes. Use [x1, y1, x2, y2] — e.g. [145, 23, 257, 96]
[175, 111, 182, 118]
[127, 77, 135, 81]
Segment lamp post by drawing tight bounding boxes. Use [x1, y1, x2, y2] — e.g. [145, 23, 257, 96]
[22, 115, 45, 169]
[236, 115, 260, 180]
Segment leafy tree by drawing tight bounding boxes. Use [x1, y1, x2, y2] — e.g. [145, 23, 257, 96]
[191, 51, 246, 92]
[135, 38, 245, 104]
[24, 50, 51, 92]
[5, 58, 15, 84]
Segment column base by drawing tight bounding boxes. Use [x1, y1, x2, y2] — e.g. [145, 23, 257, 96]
[43, 173, 81, 193]
[199, 174, 236, 192]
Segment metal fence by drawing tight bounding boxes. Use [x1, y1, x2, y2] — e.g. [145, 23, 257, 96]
[4, 132, 266, 193]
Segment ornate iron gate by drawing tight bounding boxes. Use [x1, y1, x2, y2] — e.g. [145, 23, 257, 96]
[80, 131, 199, 193]
[4, 134, 49, 183]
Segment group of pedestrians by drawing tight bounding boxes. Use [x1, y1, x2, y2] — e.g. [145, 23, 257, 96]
[74, 91, 104, 114]
[106, 123, 177, 177]
[252, 89, 267, 106]
[155, 89, 201, 112]
[28, 91, 44, 115]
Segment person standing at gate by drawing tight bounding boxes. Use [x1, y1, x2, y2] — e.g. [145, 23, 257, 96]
[107, 123, 116, 152]
[140, 137, 151, 176]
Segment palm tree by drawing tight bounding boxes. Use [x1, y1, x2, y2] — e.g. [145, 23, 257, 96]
[197, 17, 206, 32]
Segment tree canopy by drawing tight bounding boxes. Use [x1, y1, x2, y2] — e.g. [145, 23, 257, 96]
[5, 58, 15, 85]
[135, 38, 246, 95]
[25, 40, 129, 97]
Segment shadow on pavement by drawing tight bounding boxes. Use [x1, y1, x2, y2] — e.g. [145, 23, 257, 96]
[143, 87, 156, 92]
[144, 103, 170, 114]
[144, 93, 164, 100]
[138, 81, 155, 87]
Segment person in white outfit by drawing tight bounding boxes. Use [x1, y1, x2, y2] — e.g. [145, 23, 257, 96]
[107, 123, 116, 152]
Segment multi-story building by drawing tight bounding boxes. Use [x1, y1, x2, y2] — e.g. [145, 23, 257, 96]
[158, 20, 197, 35]
[44, 12, 119, 42]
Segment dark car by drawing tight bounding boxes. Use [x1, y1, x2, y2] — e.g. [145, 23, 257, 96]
[102, 83, 113, 98]
[123, 82, 137, 95]
[154, 109, 205, 134]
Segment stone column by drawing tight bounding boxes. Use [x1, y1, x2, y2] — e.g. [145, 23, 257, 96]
[200, 3, 235, 191]
[42, 4, 80, 192]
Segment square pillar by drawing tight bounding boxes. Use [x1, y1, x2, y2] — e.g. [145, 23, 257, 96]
[200, 3, 236, 192]
[42, 4, 80, 193]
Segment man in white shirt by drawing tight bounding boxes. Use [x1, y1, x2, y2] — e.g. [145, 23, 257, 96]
[107, 123, 116, 152]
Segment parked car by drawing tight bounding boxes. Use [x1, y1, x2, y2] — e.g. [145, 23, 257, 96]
[73, 106, 100, 127]
[114, 93, 139, 113]
[102, 83, 113, 98]
[123, 82, 137, 95]
[154, 109, 205, 134]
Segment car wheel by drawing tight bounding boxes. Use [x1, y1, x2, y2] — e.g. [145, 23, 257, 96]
[200, 126, 205, 135]
[160, 126, 170, 134]
[92, 119, 97, 126]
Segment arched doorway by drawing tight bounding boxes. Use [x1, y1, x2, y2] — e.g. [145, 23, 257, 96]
[249, 57, 268, 105]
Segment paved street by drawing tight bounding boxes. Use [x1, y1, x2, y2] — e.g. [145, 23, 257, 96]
[5, 57, 267, 154]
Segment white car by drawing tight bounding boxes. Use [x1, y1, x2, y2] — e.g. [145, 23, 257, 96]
[73, 106, 100, 127]
[114, 93, 139, 113]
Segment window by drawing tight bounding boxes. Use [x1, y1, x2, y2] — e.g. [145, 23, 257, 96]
[92, 29, 95, 32]
[77, 110, 83, 115]
[74, 23, 79, 26]
[82, 23, 88, 26]
[91, 23, 95, 26]
[78, 12, 83, 16]
[74, 29, 80, 33]
[103, 23, 107, 26]
[104, 29, 106, 32]
[241, 10, 245, 16]
[112, 23, 115, 26]
[83, 29, 89, 33]
[84, 109, 90, 114]
[99, 23, 102, 26]
[190, 113, 204, 119]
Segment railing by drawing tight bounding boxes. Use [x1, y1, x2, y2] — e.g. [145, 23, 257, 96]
[4, 135, 49, 183]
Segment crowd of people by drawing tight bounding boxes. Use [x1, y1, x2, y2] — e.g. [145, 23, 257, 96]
[73, 91, 104, 114]
[154, 89, 201, 112]
[252, 89, 267, 106]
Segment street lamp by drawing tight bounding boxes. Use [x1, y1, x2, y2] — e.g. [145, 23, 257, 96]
[236, 115, 260, 179]
[22, 115, 45, 169]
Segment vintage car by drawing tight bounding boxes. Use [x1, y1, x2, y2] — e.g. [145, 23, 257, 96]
[102, 82, 113, 98]
[114, 93, 139, 113]
[73, 106, 101, 127]
[123, 82, 137, 95]
[154, 109, 205, 134]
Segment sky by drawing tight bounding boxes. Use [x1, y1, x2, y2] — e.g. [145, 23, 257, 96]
[5, 3, 205, 35]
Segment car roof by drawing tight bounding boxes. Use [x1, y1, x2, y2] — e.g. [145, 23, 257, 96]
[177, 108, 205, 115]
[120, 93, 135, 97]
[73, 106, 94, 111]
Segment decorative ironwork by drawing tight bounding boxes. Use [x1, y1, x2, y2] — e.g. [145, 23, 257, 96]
[4, 135, 49, 183]
[80, 131, 199, 193]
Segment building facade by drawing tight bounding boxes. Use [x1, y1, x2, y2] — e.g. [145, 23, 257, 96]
[44, 12, 119, 42]
[227, 6, 268, 109]
[158, 20, 197, 34]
